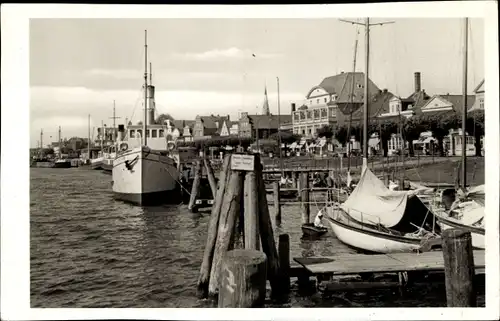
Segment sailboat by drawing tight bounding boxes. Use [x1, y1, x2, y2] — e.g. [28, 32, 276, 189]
[434, 18, 485, 249]
[112, 30, 180, 206]
[53, 126, 72, 168]
[325, 18, 441, 253]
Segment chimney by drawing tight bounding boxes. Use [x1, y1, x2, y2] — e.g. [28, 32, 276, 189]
[414, 72, 421, 92]
[291, 103, 296, 112]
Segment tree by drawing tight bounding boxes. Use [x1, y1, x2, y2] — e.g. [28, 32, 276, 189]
[269, 131, 301, 145]
[316, 124, 334, 139]
[369, 119, 398, 157]
[155, 113, 175, 125]
[419, 112, 456, 156]
[402, 115, 427, 157]
[334, 125, 349, 147]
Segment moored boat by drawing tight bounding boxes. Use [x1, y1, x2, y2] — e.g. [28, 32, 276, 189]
[301, 223, 328, 237]
[112, 30, 180, 206]
[325, 167, 441, 254]
[435, 185, 485, 249]
[53, 159, 72, 168]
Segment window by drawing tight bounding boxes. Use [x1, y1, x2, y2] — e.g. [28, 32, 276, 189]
[324, 97, 327, 103]
[130, 129, 135, 138]
[137, 129, 142, 137]
[316, 99, 320, 104]
[159, 129, 164, 137]
[314, 109, 320, 119]
[152, 129, 157, 138]
[146, 130, 150, 137]
[302, 129, 306, 135]
[321, 108, 328, 118]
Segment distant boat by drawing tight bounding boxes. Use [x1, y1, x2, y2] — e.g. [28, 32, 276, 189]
[53, 159, 72, 168]
[101, 145, 116, 172]
[90, 151, 104, 170]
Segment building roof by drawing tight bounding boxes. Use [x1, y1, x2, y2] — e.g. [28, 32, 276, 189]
[336, 90, 395, 126]
[405, 90, 431, 111]
[309, 72, 381, 104]
[172, 120, 195, 129]
[473, 79, 485, 93]
[243, 114, 292, 129]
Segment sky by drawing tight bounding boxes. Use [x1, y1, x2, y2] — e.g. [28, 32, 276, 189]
[30, 17, 484, 147]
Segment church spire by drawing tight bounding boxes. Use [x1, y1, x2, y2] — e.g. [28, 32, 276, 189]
[262, 85, 270, 115]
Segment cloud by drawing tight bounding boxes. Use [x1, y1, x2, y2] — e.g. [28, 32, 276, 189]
[171, 47, 282, 61]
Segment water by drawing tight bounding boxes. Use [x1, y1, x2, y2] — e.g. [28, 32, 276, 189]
[30, 168, 485, 308]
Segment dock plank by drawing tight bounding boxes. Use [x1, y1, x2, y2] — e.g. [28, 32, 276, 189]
[294, 250, 485, 275]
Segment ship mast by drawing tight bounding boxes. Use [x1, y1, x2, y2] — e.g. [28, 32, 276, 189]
[143, 30, 148, 146]
[58, 126, 62, 159]
[340, 18, 394, 171]
[461, 18, 469, 190]
[88, 114, 91, 161]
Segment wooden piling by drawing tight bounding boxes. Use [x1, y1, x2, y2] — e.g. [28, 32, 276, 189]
[256, 161, 280, 295]
[208, 170, 245, 297]
[300, 172, 310, 224]
[218, 249, 267, 308]
[188, 159, 203, 213]
[204, 157, 218, 198]
[441, 229, 476, 307]
[272, 181, 282, 226]
[243, 171, 260, 250]
[196, 155, 231, 299]
[277, 233, 290, 296]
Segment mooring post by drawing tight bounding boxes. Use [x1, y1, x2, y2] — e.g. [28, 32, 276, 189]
[441, 229, 476, 307]
[204, 157, 218, 199]
[188, 159, 203, 213]
[256, 160, 280, 296]
[300, 172, 310, 224]
[218, 249, 267, 308]
[243, 171, 260, 250]
[277, 233, 290, 297]
[273, 181, 282, 226]
[197, 155, 231, 299]
[208, 169, 245, 297]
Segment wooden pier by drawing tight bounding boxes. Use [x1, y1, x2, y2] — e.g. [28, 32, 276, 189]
[294, 250, 485, 276]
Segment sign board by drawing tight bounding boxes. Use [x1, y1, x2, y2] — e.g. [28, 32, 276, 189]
[231, 154, 255, 171]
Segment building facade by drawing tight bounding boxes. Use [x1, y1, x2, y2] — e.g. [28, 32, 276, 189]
[292, 72, 381, 137]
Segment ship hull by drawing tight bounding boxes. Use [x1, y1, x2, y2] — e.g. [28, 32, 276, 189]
[112, 147, 180, 206]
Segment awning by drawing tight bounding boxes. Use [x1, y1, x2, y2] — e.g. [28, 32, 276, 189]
[317, 140, 326, 148]
[308, 143, 317, 148]
[289, 142, 297, 149]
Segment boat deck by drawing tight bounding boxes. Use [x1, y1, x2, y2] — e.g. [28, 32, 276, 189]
[294, 250, 485, 275]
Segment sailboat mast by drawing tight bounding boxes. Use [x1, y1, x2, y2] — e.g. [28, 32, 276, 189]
[277, 76, 283, 177]
[58, 126, 62, 158]
[362, 17, 370, 170]
[347, 27, 360, 171]
[461, 18, 469, 189]
[40, 129, 43, 156]
[143, 30, 148, 146]
[88, 114, 91, 161]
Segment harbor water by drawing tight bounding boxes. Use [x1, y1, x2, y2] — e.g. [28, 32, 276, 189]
[30, 168, 485, 308]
